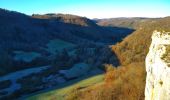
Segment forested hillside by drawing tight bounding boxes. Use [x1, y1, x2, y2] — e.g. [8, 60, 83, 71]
[96, 17, 157, 29]
[47, 16, 170, 100]
[0, 9, 133, 99]
[112, 17, 170, 65]
[0, 8, 133, 76]
[1, 8, 170, 100]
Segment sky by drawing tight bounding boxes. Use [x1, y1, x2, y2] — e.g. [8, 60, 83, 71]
[0, 0, 169, 18]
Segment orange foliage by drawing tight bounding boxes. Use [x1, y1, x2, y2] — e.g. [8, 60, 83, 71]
[66, 62, 146, 100]
[112, 17, 170, 65]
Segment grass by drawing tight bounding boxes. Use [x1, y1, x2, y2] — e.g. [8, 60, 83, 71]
[68, 62, 146, 100]
[27, 63, 146, 100]
[27, 74, 104, 100]
[46, 39, 75, 54]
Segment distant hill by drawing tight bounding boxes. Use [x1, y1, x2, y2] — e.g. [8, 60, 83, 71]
[95, 17, 158, 29]
[0, 8, 133, 47]
[32, 13, 97, 27]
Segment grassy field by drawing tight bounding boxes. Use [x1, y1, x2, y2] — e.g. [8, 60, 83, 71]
[46, 39, 75, 54]
[27, 74, 104, 100]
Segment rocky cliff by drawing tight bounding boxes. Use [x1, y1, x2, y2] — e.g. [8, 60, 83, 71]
[145, 30, 170, 100]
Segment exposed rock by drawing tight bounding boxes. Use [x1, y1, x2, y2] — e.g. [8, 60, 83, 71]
[145, 30, 170, 100]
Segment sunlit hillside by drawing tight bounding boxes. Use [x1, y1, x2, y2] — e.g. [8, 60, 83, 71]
[112, 17, 170, 65]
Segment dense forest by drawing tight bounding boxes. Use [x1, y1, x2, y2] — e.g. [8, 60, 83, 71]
[0, 8, 133, 76]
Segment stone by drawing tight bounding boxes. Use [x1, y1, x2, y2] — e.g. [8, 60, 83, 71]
[145, 30, 170, 100]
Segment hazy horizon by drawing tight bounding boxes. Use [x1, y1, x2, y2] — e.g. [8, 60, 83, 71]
[0, 0, 170, 19]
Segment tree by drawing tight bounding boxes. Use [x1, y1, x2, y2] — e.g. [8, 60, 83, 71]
[52, 49, 70, 69]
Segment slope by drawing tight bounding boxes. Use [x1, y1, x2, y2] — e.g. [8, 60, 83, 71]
[0, 8, 133, 76]
[33, 16, 170, 100]
[112, 17, 170, 65]
[96, 17, 156, 29]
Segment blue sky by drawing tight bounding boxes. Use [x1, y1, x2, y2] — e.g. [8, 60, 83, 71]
[0, 0, 169, 18]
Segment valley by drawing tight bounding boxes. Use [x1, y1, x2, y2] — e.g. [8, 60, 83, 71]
[0, 8, 131, 99]
[0, 8, 170, 100]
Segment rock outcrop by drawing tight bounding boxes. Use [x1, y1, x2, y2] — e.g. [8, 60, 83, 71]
[145, 30, 170, 100]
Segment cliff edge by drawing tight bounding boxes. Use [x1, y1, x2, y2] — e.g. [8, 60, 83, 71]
[145, 30, 170, 100]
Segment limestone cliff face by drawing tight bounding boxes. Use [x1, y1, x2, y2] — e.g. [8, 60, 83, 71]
[145, 30, 170, 100]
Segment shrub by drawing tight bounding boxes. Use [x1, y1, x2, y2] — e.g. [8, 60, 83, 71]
[66, 62, 146, 100]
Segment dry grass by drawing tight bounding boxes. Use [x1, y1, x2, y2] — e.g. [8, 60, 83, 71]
[112, 17, 170, 65]
[66, 62, 146, 100]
